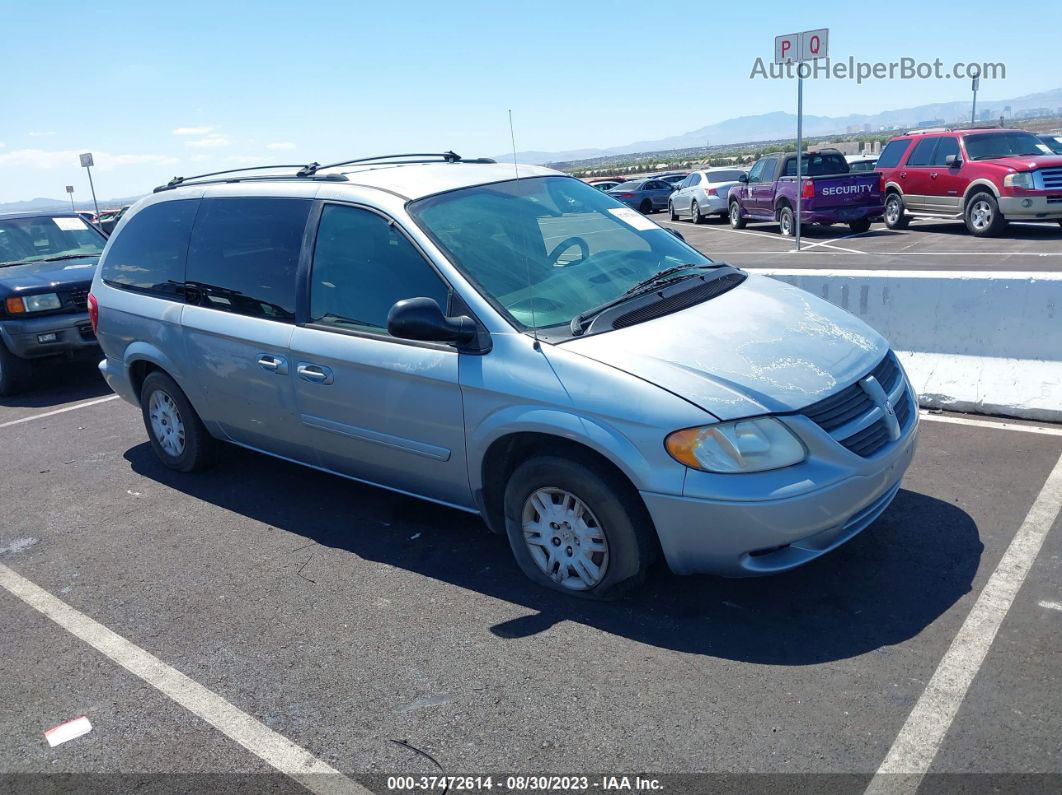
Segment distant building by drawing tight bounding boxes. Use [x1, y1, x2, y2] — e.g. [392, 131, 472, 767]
[915, 118, 946, 128]
[863, 123, 871, 133]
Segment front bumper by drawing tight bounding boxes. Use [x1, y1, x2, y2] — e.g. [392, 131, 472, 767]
[642, 415, 918, 576]
[0, 313, 98, 360]
[997, 195, 1062, 220]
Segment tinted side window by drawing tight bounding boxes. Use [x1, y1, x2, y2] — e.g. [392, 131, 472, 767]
[932, 137, 960, 166]
[876, 139, 910, 169]
[100, 199, 198, 297]
[689, 173, 702, 186]
[310, 205, 450, 335]
[185, 198, 310, 322]
[905, 138, 939, 167]
[759, 158, 778, 181]
[747, 160, 767, 183]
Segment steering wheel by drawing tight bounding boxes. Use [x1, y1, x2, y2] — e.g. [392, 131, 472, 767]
[546, 236, 590, 267]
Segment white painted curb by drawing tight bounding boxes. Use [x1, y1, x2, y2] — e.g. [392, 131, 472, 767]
[758, 269, 1062, 422]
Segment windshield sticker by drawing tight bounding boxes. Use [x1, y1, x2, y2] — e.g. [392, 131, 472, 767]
[607, 207, 658, 231]
[53, 217, 88, 232]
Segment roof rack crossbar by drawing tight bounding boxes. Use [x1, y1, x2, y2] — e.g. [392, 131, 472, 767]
[301, 151, 462, 176]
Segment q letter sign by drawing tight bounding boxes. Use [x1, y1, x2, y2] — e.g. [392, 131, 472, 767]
[774, 28, 829, 64]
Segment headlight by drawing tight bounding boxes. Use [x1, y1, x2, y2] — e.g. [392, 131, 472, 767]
[5, 293, 62, 314]
[1004, 172, 1035, 189]
[665, 417, 807, 473]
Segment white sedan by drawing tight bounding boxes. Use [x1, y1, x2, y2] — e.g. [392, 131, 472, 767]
[668, 168, 748, 224]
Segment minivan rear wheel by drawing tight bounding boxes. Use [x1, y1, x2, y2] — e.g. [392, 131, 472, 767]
[140, 371, 218, 472]
[503, 456, 655, 599]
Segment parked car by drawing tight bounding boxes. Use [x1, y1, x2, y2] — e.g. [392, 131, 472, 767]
[0, 212, 104, 394]
[668, 168, 747, 223]
[846, 155, 878, 172]
[607, 178, 675, 213]
[589, 180, 623, 192]
[98, 205, 130, 236]
[728, 149, 884, 235]
[655, 172, 690, 187]
[876, 128, 1062, 236]
[1037, 134, 1062, 155]
[92, 155, 917, 598]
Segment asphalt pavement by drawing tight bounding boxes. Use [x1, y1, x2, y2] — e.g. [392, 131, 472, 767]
[1, 360, 1060, 792]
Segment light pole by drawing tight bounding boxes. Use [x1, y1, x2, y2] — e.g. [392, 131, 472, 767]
[970, 76, 980, 125]
[65, 185, 75, 213]
[79, 153, 100, 219]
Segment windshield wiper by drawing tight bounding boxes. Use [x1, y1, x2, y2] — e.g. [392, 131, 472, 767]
[37, 253, 101, 262]
[569, 264, 722, 336]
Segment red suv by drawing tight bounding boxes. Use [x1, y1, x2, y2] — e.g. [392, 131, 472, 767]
[875, 128, 1062, 236]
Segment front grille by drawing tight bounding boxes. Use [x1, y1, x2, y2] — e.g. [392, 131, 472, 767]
[66, 286, 89, 311]
[612, 272, 746, 329]
[801, 351, 911, 458]
[1040, 168, 1062, 190]
[1046, 196, 1062, 204]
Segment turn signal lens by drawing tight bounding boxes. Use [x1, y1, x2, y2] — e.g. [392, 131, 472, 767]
[5, 297, 25, 314]
[665, 417, 807, 473]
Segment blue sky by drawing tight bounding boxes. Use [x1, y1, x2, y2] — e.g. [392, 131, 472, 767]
[0, 0, 1056, 203]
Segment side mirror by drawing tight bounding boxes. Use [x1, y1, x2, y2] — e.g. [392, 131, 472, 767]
[945, 154, 963, 168]
[387, 297, 477, 344]
[737, 173, 749, 183]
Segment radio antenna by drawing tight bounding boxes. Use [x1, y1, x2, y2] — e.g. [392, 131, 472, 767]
[509, 109, 539, 347]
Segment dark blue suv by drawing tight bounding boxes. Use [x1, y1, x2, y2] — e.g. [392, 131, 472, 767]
[0, 212, 106, 395]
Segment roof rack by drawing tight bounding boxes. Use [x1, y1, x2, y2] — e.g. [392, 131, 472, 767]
[155, 151, 497, 193]
[906, 122, 1003, 135]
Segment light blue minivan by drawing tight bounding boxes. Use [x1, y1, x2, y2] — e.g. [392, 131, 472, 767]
[90, 153, 918, 598]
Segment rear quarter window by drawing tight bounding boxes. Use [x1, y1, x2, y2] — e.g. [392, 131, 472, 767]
[99, 199, 199, 297]
[876, 139, 911, 169]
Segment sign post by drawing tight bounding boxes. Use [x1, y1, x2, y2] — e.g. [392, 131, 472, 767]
[774, 28, 828, 252]
[79, 153, 100, 220]
[971, 76, 980, 125]
[65, 185, 75, 213]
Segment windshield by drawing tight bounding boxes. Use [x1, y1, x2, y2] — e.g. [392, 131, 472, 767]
[0, 215, 106, 265]
[964, 132, 1051, 160]
[1040, 136, 1062, 154]
[408, 176, 713, 333]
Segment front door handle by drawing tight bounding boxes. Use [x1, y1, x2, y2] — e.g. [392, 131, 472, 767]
[297, 363, 334, 385]
[930, 172, 939, 179]
[257, 354, 288, 374]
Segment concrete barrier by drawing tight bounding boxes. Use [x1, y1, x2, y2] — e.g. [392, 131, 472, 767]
[759, 269, 1062, 422]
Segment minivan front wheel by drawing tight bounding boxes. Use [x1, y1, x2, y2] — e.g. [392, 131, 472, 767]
[140, 371, 217, 472]
[503, 456, 654, 599]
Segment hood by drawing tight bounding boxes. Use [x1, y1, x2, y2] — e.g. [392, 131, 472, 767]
[983, 155, 1062, 170]
[560, 274, 888, 420]
[0, 256, 99, 297]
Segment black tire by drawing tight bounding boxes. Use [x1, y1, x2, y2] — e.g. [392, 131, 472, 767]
[884, 192, 910, 230]
[729, 201, 746, 229]
[848, 218, 872, 234]
[668, 201, 678, 221]
[639, 199, 653, 214]
[778, 205, 795, 237]
[0, 344, 30, 397]
[964, 191, 1006, 237]
[690, 200, 702, 224]
[139, 371, 218, 472]
[503, 455, 656, 599]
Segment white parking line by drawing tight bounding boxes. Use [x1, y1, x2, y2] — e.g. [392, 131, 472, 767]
[865, 450, 1062, 794]
[0, 395, 119, 429]
[0, 562, 369, 795]
[919, 411, 1062, 437]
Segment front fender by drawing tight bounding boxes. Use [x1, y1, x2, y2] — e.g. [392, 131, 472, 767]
[465, 404, 680, 499]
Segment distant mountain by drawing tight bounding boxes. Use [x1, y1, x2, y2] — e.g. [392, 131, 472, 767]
[498, 87, 1062, 165]
[0, 195, 144, 215]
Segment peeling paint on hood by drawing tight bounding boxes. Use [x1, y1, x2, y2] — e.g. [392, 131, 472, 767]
[561, 273, 888, 420]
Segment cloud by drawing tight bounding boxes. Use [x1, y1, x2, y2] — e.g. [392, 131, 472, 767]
[265, 141, 296, 151]
[28, 131, 56, 137]
[185, 135, 231, 149]
[0, 148, 179, 170]
[173, 126, 213, 136]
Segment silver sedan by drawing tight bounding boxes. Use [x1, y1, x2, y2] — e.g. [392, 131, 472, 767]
[669, 168, 748, 223]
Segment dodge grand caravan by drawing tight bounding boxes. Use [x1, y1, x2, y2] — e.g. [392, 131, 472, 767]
[91, 153, 918, 598]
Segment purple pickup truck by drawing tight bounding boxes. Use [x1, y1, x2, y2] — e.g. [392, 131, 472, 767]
[728, 149, 884, 235]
